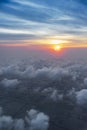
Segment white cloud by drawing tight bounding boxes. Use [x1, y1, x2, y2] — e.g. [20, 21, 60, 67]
[14, 0, 47, 9]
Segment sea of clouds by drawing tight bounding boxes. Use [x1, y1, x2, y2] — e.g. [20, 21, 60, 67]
[0, 60, 87, 130]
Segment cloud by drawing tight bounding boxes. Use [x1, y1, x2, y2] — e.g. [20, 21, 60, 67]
[25, 109, 49, 130]
[21, 66, 35, 78]
[84, 78, 87, 85]
[0, 107, 3, 116]
[15, 0, 47, 9]
[0, 64, 19, 75]
[0, 0, 87, 44]
[0, 107, 49, 130]
[1, 61, 87, 130]
[14, 119, 25, 130]
[0, 115, 13, 130]
[76, 89, 87, 105]
[21, 66, 70, 80]
[0, 64, 70, 80]
[1, 78, 20, 87]
[50, 90, 63, 101]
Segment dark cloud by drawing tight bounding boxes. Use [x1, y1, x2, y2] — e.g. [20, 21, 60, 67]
[76, 89, 87, 105]
[0, 107, 49, 130]
[1, 78, 20, 87]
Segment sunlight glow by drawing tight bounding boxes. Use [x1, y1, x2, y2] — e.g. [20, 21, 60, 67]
[52, 40, 62, 44]
[54, 45, 61, 51]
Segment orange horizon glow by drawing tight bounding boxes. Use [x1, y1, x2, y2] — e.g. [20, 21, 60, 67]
[0, 43, 87, 49]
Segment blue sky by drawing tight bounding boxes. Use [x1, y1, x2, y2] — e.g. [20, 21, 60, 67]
[0, 0, 87, 46]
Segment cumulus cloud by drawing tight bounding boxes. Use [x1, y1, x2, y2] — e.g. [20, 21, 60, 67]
[0, 107, 49, 130]
[1, 78, 20, 87]
[14, 119, 25, 130]
[76, 89, 87, 105]
[0, 115, 13, 130]
[21, 66, 35, 78]
[20, 66, 70, 81]
[1, 61, 87, 130]
[0, 64, 20, 76]
[48, 68, 69, 80]
[0, 64, 70, 80]
[50, 90, 63, 101]
[25, 109, 49, 130]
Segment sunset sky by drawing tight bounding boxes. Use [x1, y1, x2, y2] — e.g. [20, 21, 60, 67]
[0, 0, 87, 48]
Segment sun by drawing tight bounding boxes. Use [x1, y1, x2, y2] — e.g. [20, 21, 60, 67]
[54, 45, 61, 51]
[51, 40, 62, 51]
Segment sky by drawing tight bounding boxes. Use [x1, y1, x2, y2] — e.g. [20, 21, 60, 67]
[0, 0, 87, 47]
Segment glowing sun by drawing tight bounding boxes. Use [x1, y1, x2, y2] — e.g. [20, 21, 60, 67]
[54, 45, 61, 51]
[51, 40, 62, 51]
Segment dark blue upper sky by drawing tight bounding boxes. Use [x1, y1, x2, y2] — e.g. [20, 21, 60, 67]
[0, 0, 87, 46]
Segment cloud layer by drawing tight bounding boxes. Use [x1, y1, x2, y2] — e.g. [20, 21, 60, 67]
[1, 61, 87, 130]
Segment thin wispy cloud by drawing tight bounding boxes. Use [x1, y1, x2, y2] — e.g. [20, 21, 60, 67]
[0, 0, 87, 46]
